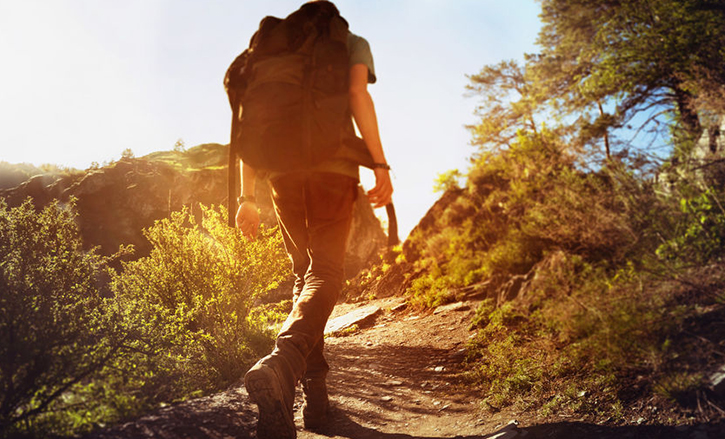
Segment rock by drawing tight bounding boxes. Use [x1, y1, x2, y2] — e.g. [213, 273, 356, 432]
[433, 301, 471, 315]
[324, 305, 381, 335]
[709, 363, 725, 396]
[488, 421, 521, 439]
[391, 302, 407, 312]
[451, 348, 468, 362]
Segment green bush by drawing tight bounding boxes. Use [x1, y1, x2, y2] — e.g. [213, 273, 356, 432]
[656, 186, 725, 264]
[409, 125, 725, 416]
[111, 205, 290, 387]
[0, 201, 290, 438]
[0, 199, 125, 436]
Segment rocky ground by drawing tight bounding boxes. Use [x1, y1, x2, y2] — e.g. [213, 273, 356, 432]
[88, 296, 725, 439]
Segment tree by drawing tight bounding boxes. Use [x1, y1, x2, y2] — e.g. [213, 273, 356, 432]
[173, 138, 186, 152]
[532, 0, 725, 154]
[467, 61, 544, 153]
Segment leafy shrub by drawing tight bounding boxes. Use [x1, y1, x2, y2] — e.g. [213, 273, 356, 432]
[0, 201, 290, 437]
[407, 123, 725, 417]
[0, 199, 125, 436]
[111, 205, 290, 387]
[656, 186, 725, 264]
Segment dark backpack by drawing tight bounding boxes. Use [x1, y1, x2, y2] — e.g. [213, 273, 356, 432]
[226, 2, 354, 172]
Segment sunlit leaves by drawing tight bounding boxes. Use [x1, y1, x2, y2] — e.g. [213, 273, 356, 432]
[0, 200, 290, 436]
[0, 198, 121, 434]
[111, 205, 290, 385]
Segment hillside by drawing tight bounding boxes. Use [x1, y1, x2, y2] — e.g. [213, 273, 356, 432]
[0, 143, 386, 276]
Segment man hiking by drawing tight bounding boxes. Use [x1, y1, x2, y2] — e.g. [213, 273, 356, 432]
[226, 1, 392, 437]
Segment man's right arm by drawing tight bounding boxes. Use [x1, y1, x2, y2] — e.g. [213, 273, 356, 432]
[235, 160, 260, 238]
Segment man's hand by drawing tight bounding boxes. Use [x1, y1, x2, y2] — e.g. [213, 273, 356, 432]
[235, 201, 260, 239]
[367, 168, 393, 208]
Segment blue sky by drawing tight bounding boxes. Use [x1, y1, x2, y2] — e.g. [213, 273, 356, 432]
[0, 0, 542, 237]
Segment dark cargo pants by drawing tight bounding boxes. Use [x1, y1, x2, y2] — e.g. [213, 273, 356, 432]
[269, 172, 357, 382]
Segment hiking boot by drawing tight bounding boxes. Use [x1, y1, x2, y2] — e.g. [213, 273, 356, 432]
[301, 377, 329, 430]
[244, 355, 297, 439]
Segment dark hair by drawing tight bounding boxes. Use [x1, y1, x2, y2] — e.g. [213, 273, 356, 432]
[301, 0, 340, 16]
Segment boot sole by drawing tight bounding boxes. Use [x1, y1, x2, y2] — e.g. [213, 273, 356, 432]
[244, 365, 296, 439]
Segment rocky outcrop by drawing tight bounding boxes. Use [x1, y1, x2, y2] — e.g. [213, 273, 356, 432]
[0, 144, 387, 278]
[659, 115, 725, 189]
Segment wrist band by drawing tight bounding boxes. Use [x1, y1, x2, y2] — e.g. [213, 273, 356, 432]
[371, 162, 391, 170]
[237, 195, 256, 204]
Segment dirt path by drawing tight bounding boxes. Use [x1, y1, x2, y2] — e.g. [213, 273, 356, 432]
[296, 297, 499, 439]
[89, 296, 725, 439]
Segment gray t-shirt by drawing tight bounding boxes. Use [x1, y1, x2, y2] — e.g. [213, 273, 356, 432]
[348, 32, 376, 84]
[309, 32, 376, 180]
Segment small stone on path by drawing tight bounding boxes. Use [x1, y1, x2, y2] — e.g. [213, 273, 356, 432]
[325, 305, 381, 335]
[433, 301, 472, 315]
[391, 302, 407, 312]
[710, 363, 725, 396]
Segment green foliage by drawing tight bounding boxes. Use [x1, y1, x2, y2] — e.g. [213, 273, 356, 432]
[111, 205, 290, 386]
[143, 143, 228, 171]
[656, 187, 725, 263]
[463, 249, 715, 416]
[405, 128, 662, 308]
[0, 199, 125, 435]
[433, 169, 462, 193]
[173, 138, 186, 152]
[409, 99, 725, 418]
[534, 0, 725, 147]
[0, 200, 289, 437]
[468, 0, 725, 164]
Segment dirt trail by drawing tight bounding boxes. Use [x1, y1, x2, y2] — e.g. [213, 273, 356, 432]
[89, 296, 725, 439]
[296, 297, 499, 439]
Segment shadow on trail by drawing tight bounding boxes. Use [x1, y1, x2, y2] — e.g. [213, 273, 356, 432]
[522, 420, 725, 438]
[312, 409, 508, 439]
[313, 414, 725, 439]
[323, 343, 725, 439]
